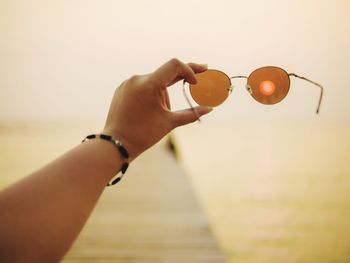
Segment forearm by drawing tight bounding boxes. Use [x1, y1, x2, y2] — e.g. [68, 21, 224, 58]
[0, 138, 122, 263]
[0, 58, 211, 263]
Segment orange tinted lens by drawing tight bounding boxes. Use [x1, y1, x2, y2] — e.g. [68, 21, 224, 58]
[247, 66, 290, 105]
[189, 70, 231, 107]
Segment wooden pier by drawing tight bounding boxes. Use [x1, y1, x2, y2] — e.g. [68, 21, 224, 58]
[62, 142, 226, 263]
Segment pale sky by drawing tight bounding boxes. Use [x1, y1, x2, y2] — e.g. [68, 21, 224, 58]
[1, 0, 349, 123]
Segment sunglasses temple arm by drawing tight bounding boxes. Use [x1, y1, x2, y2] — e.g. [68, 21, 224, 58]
[289, 73, 324, 114]
[182, 80, 201, 122]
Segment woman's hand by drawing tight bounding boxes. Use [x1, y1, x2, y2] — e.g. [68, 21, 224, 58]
[103, 58, 212, 160]
[0, 58, 213, 263]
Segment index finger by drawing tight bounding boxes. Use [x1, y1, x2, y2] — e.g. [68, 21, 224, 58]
[151, 58, 207, 90]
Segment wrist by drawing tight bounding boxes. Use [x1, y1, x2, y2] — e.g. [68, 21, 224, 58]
[78, 138, 123, 182]
[102, 127, 139, 161]
[82, 133, 130, 186]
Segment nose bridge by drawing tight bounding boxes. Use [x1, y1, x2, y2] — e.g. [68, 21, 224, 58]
[230, 75, 248, 80]
[230, 75, 249, 94]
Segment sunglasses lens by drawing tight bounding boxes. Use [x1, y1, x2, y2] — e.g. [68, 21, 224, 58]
[247, 66, 290, 105]
[189, 70, 231, 107]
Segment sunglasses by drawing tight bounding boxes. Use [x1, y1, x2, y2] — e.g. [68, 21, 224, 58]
[182, 66, 324, 117]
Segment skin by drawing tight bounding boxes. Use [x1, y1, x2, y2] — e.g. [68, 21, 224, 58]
[0, 58, 212, 263]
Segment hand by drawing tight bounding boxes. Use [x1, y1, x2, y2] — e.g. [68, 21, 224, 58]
[103, 58, 213, 160]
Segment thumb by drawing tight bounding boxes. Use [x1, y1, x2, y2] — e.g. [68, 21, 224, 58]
[172, 106, 213, 127]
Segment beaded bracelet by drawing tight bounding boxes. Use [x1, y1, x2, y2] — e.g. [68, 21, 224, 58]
[82, 134, 129, 186]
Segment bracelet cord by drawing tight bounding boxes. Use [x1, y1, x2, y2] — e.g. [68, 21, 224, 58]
[82, 134, 129, 186]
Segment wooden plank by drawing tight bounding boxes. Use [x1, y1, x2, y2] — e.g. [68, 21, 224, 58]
[62, 142, 226, 263]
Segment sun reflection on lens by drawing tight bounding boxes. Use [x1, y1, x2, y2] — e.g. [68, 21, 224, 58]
[259, 80, 276, 96]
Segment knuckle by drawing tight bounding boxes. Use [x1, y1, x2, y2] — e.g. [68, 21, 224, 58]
[169, 58, 181, 67]
[127, 74, 141, 85]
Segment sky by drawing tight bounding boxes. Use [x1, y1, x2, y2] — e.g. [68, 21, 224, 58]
[0, 0, 349, 123]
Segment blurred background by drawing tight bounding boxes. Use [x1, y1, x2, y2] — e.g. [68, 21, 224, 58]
[1, 0, 349, 262]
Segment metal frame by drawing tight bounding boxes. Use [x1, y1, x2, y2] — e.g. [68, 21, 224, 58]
[182, 67, 324, 121]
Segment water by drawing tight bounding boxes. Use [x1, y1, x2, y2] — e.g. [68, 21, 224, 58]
[175, 121, 350, 263]
[1, 121, 350, 262]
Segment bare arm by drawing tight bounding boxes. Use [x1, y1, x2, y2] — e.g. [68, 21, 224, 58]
[0, 59, 212, 263]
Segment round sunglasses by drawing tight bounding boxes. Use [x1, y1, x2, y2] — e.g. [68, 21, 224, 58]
[182, 66, 324, 116]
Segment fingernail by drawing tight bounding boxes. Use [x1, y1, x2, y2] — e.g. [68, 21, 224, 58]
[201, 64, 208, 69]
